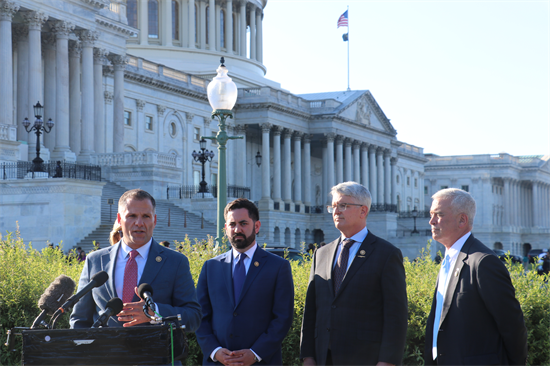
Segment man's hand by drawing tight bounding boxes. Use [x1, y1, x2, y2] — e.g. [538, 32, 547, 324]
[215, 348, 256, 366]
[303, 357, 317, 366]
[214, 348, 234, 364]
[117, 287, 155, 327]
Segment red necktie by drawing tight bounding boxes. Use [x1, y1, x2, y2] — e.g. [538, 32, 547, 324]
[122, 250, 138, 303]
[333, 239, 355, 294]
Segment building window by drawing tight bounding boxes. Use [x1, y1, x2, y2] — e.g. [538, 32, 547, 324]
[232, 13, 237, 51]
[205, 6, 209, 45]
[145, 116, 153, 131]
[424, 186, 428, 195]
[172, 0, 179, 40]
[148, 0, 159, 38]
[441, 185, 448, 190]
[414, 178, 418, 188]
[194, 127, 201, 141]
[396, 175, 400, 184]
[407, 177, 410, 186]
[193, 170, 200, 186]
[461, 185, 469, 192]
[211, 173, 217, 185]
[124, 111, 132, 126]
[127, 0, 138, 30]
[220, 10, 225, 48]
[195, 4, 198, 43]
[211, 130, 217, 145]
[170, 121, 177, 137]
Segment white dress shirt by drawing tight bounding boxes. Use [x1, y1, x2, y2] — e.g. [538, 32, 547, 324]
[332, 226, 369, 270]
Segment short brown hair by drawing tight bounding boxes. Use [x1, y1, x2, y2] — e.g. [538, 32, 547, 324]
[224, 198, 259, 222]
[118, 189, 156, 212]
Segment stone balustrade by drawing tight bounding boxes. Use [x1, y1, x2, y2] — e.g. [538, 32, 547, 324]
[91, 151, 181, 168]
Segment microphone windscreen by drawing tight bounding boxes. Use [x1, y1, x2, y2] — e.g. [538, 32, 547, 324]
[106, 297, 124, 315]
[38, 275, 76, 315]
[138, 283, 153, 299]
[91, 271, 109, 286]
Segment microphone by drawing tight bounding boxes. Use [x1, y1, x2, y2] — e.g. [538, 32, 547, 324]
[31, 275, 76, 329]
[138, 283, 155, 309]
[91, 297, 123, 328]
[54, 271, 109, 316]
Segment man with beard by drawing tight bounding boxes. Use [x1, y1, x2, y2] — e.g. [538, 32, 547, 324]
[196, 198, 294, 366]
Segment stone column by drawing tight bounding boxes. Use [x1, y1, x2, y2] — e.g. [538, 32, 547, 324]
[361, 143, 369, 187]
[256, 8, 262, 62]
[69, 41, 81, 155]
[376, 147, 384, 205]
[384, 149, 391, 205]
[260, 123, 271, 199]
[272, 126, 282, 203]
[282, 128, 292, 203]
[249, 4, 255, 60]
[326, 132, 335, 194]
[369, 145, 377, 204]
[162, 0, 172, 46]
[532, 181, 539, 227]
[353, 141, 360, 183]
[0, 1, 19, 128]
[335, 135, 344, 183]
[93, 48, 107, 154]
[391, 157, 398, 207]
[14, 24, 29, 141]
[239, 0, 246, 57]
[110, 54, 128, 153]
[503, 178, 511, 226]
[188, 0, 195, 48]
[225, 0, 233, 53]
[78, 30, 97, 162]
[139, 0, 148, 45]
[322, 144, 327, 204]
[42, 34, 56, 150]
[293, 132, 302, 205]
[135, 99, 145, 150]
[303, 134, 311, 206]
[51, 21, 76, 162]
[344, 139, 352, 181]
[208, 0, 215, 50]
[215, 2, 221, 50]
[199, 0, 206, 49]
[24, 11, 47, 141]
[234, 124, 246, 186]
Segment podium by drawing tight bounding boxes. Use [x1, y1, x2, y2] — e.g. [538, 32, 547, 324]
[21, 325, 186, 365]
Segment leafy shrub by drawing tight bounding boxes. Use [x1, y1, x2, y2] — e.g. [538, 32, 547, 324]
[1, 234, 548, 366]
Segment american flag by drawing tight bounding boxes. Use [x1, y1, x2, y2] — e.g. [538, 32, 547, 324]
[337, 10, 348, 28]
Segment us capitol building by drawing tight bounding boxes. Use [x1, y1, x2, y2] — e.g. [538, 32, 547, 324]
[0, 0, 548, 259]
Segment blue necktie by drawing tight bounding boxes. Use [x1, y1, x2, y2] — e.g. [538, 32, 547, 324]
[432, 254, 451, 360]
[233, 253, 247, 302]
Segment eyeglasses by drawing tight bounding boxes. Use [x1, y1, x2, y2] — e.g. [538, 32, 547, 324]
[326, 203, 364, 213]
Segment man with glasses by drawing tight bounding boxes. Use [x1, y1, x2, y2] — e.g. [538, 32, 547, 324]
[300, 182, 408, 366]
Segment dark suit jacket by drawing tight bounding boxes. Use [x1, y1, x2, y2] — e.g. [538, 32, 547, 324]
[196, 247, 294, 365]
[70, 239, 201, 332]
[424, 234, 528, 365]
[300, 231, 408, 365]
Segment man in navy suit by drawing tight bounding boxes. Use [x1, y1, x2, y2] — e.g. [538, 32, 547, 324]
[70, 189, 201, 332]
[196, 198, 294, 365]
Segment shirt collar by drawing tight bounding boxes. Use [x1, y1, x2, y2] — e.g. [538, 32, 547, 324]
[341, 226, 369, 244]
[232, 242, 258, 261]
[445, 232, 471, 261]
[121, 238, 153, 260]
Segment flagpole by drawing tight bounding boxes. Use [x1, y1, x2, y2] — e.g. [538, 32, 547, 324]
[347, 5, 350, 91]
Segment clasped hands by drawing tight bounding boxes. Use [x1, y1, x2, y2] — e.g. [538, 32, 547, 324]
[215, 348, 256, 366]
[117, 287, 155, 327]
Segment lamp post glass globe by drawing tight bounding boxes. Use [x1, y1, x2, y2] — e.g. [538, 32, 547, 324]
[206, 57, 238, 111]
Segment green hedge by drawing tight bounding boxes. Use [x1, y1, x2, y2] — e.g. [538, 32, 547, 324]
[1, 232, 548, 365]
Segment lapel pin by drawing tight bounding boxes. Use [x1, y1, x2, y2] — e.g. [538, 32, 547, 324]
[156, 256, 162, 262]
[254, 261, 259, 267]
[359, 250, 366, 255]
[454, 268, 459, 277]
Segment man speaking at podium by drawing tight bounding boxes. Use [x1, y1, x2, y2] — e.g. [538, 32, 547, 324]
[70, 189, 201, 332]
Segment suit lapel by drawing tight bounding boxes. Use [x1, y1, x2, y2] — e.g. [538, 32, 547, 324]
[102, 243, 119, 299]
[139, 240, 167, 289]
[334, 232, 376, 299]
[325, 239, 339, 297]
[236, 247, 268, 308]
[221, 251, 235, 307]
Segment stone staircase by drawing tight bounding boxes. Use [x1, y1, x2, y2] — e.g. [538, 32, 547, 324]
[75, 181, 217, 253]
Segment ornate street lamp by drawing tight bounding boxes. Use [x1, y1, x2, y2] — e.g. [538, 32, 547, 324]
[411, 207, 419, 234]
[192, 138, 215, 194]
[204, 57, 243, 246]
[22, 101, 54, 173]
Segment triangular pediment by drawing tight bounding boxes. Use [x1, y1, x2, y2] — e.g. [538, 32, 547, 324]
[336, 91, 397, 136]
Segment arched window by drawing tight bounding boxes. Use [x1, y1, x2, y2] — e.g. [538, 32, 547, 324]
[220, 10, 225, 48]
[274, 227, 280, 245]
[205, 6, 209, 45]
[295, 229, 301, 247]
[232, 13, 237, 51]
[172, 0, 179, 40]
[148, 0, 159, 38]
[284, 228, 291, 244]
[127, 0, 138, 30]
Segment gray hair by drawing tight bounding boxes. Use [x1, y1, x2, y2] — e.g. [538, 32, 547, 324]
[432, 188, 476, 226]
[330, 182, 372, 212]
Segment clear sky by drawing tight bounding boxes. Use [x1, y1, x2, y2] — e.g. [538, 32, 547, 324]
[261, 0, 550, 157]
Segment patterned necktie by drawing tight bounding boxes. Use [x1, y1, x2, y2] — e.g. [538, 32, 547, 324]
[122, 250, 139, 303]
[432, 254, 451, 360]
[233, 253, 247, 302]
[333, 238, 355, 295]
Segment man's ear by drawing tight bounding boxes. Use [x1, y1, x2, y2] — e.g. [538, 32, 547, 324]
[458, 213, 469, 228]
